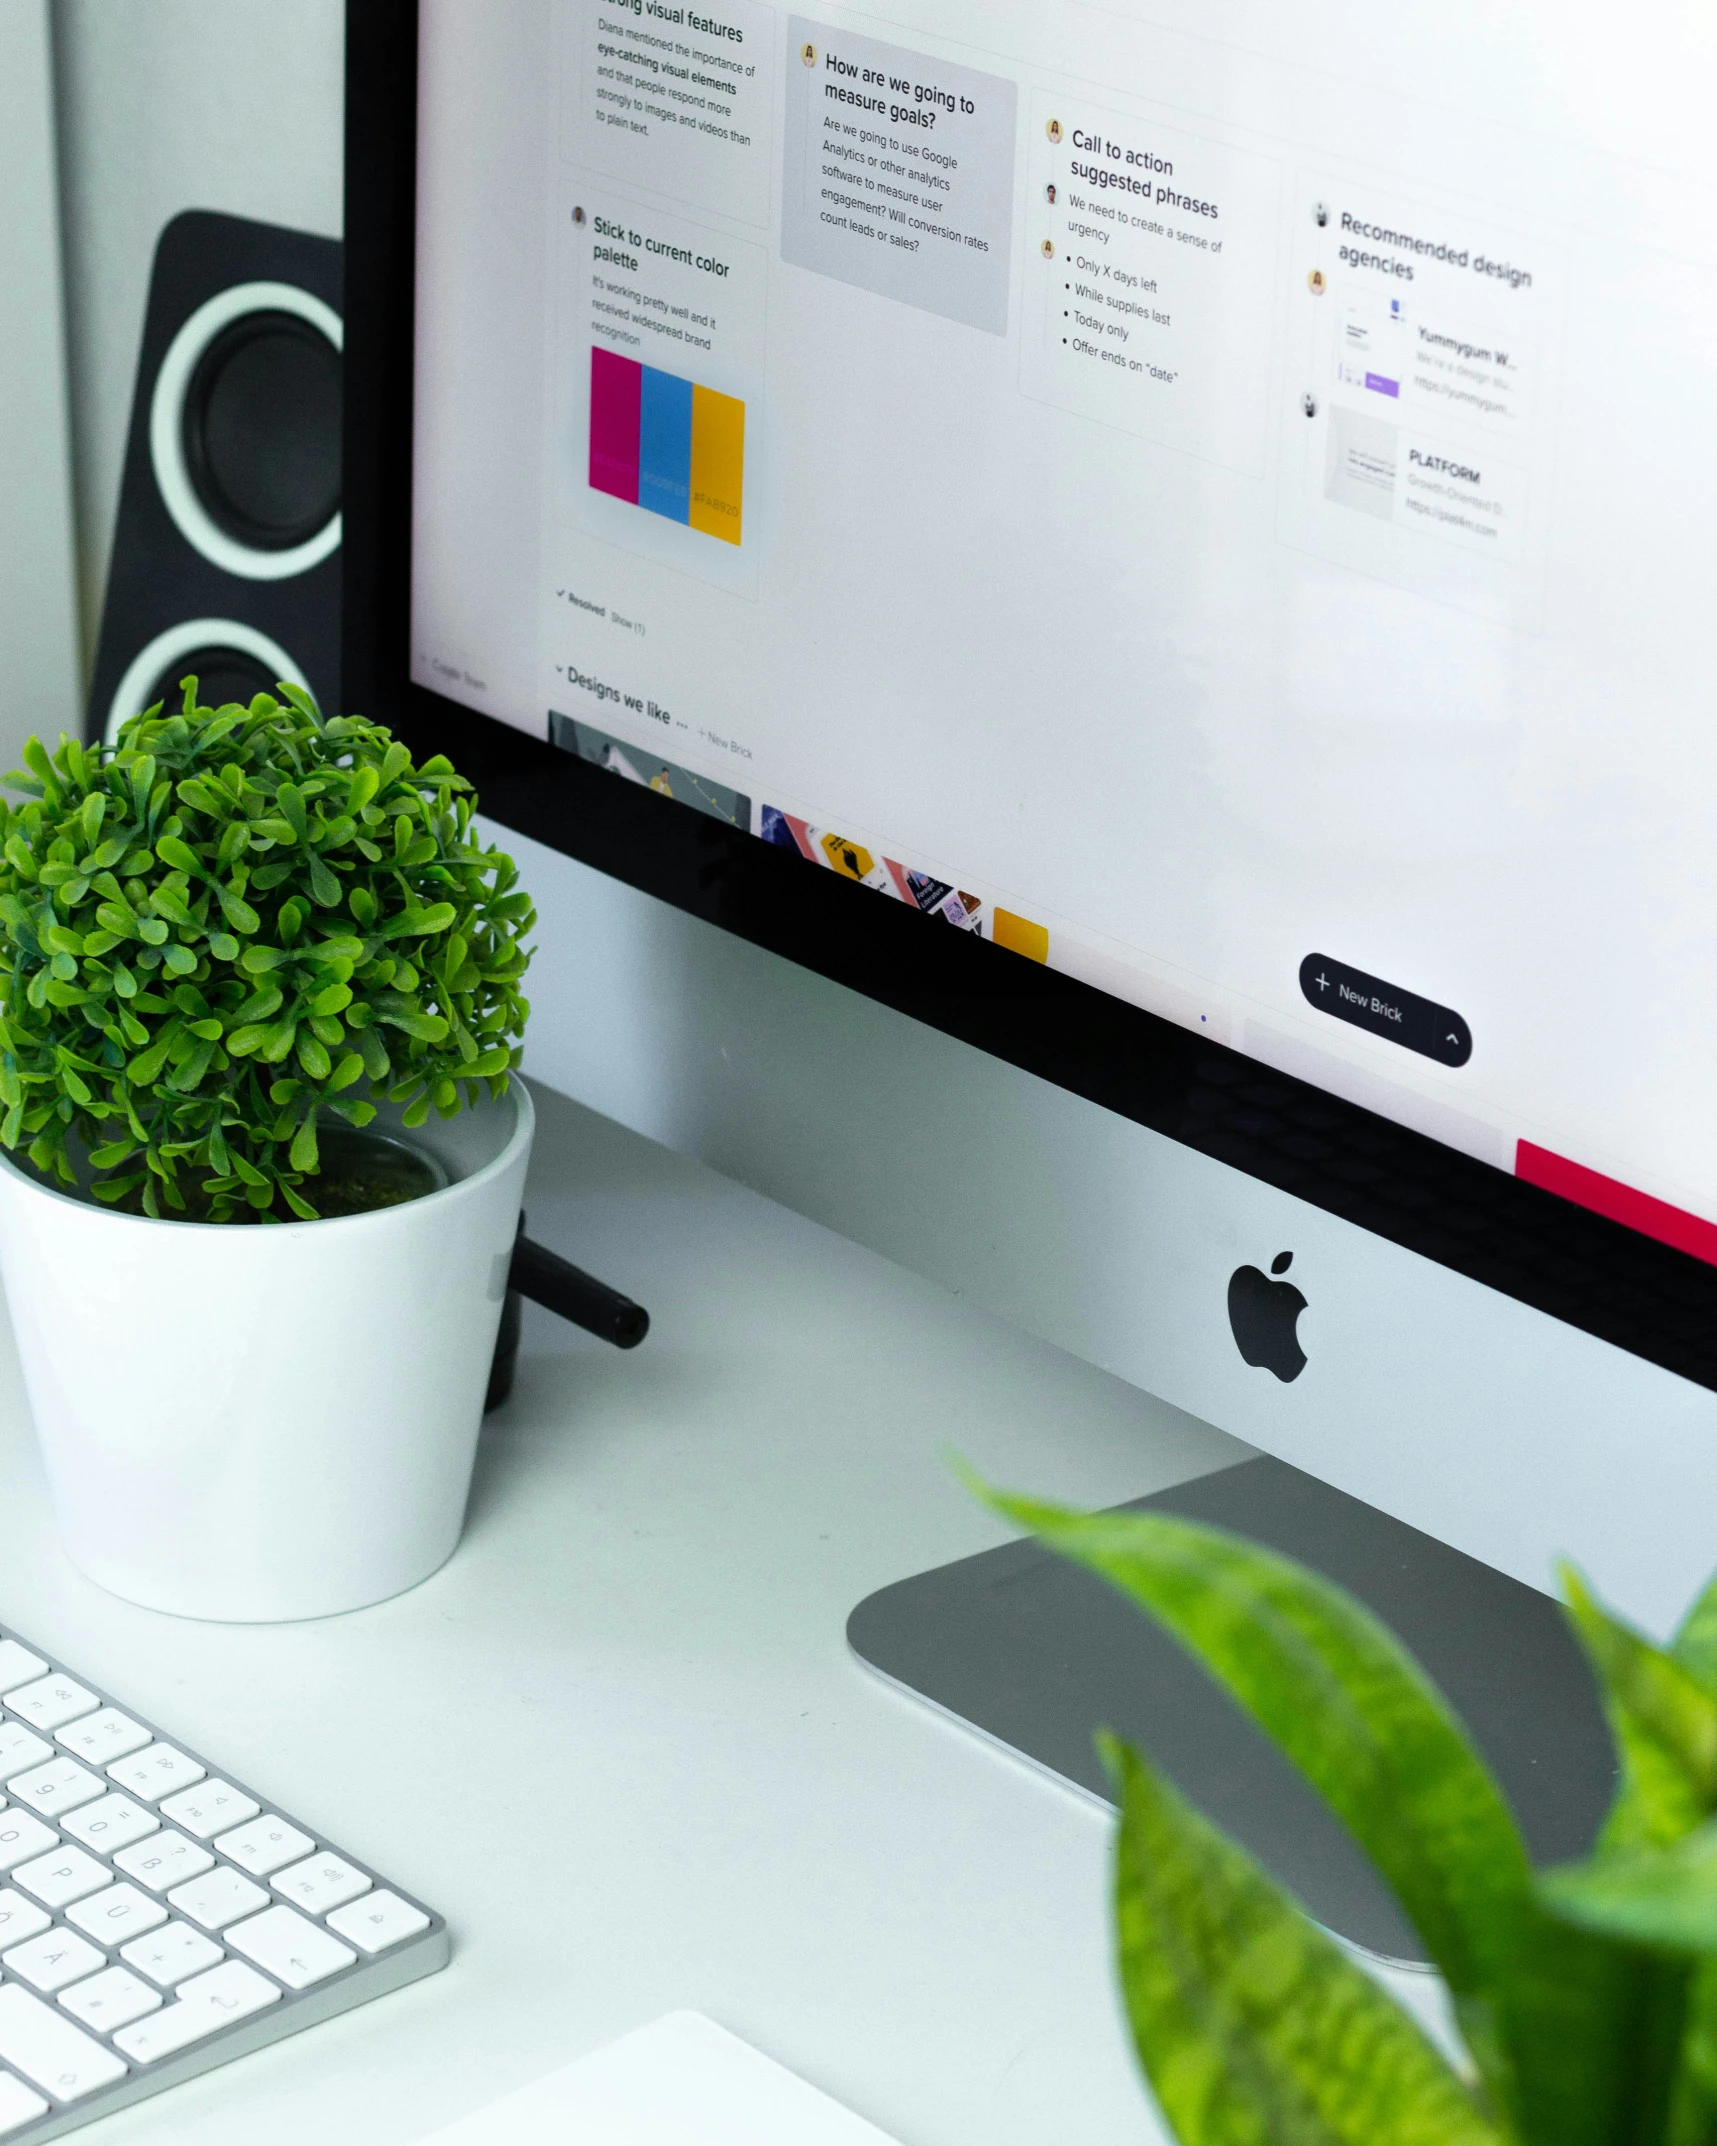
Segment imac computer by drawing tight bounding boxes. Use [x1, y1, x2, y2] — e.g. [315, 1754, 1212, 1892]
[346, 0, 1717, 1957]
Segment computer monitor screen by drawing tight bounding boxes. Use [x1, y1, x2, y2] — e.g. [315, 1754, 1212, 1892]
[349, 0, 1717, 1625]
[404, 0, 1716, 1268]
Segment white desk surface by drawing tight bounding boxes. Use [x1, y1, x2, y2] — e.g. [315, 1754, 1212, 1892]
[0, 1081, 1300, 2144]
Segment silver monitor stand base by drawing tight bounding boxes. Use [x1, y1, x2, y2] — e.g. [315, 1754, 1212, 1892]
[847, 1454, 1616, 1964]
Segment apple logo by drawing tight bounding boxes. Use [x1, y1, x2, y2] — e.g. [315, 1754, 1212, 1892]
[1227, 1251, 1308, 1382]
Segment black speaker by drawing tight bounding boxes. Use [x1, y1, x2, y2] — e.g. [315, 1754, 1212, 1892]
[87, 210, 343, 743]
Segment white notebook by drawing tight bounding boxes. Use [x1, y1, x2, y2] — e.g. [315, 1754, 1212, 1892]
[414, 2011, 900, 2145]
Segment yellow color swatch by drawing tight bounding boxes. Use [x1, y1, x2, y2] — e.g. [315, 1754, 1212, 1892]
[689, 384, 745, 546]
[993, 909, 1049, 963]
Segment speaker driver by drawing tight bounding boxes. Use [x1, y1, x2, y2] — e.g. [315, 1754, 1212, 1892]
[149, 280, 343, 582]
[104, 618, 307, 745]
[182, 311, 341, 551]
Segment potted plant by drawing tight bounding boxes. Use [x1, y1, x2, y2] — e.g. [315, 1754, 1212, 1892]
[0, 684, 537, 1622]
[979, 1477, 1717, 2143]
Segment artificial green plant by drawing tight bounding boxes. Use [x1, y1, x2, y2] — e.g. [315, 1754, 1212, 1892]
[0, 684, 533, 1220]
[978, 1480, 1717, 2144]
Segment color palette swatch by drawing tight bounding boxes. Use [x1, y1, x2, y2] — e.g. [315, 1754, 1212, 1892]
[589, 348, 745, 545]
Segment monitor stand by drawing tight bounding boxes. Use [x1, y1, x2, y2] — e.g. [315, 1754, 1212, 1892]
[847, 1454, 1617, 1965]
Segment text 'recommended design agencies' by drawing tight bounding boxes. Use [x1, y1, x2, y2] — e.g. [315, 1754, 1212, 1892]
[1278, 176, 1562, 624]
[781, 18, 1017, 334]
[590, 349, 745, 542]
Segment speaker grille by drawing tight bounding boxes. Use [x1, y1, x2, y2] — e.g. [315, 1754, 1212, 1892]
[181, 310, 342, 551]
[141, 644, 280, 717]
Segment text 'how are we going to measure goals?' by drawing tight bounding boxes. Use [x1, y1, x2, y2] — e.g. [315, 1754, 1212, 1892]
[782, 16, 1017, 335]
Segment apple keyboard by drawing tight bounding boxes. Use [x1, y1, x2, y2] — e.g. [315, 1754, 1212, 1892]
[0, 1625, 446, 2140]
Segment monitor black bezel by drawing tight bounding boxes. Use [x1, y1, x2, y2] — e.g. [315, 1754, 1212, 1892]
[342, 0, 1717, 1396]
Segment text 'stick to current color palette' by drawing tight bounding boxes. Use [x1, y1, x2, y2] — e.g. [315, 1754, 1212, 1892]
[589, 348, 745, 546]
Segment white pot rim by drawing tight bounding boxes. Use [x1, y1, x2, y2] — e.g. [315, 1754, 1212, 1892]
[0, 1079, 534, 1236]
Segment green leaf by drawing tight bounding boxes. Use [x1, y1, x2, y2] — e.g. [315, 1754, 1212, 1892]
[91, 1172, 146, 1204]
[378, 902, 457, 940]
[155, 835, 203, 877]
[296, 1034, 331, 1082]
[169, 1040, 216, 1092]
[216, 886, 260, 935]
[275, 782, 309, 842]
[1675, 1574, 1717, 1699]
[126, 1041, 172, 1086]
[289, 1117, 318, 1172]
[328, 1051, 364, 1091]
[1561, 1566, 1717, 1850]
[980, 1484, 1532, 2081]
[208, 932, 241, 962]
[307, 854, 341, 908]
[136, 916, 169, 946]
[1105, 1736, 1498, 2146]
[1497, 1905, 1693, 2145]
[1540, 1818, 1717, 1951]
[231, 984, 284, 1027]
[358, 1027, 390, 1082]
[376, 1008, 449, 1042]
[279, 1176, 318, 1220]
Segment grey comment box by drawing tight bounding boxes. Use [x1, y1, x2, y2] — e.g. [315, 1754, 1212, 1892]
[783, 19, 1017, 334]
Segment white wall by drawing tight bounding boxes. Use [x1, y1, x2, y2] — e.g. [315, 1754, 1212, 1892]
[0, 0, 81, 768]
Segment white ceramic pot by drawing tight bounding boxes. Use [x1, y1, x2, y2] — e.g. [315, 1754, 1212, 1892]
[0, 1082, 534, 1622]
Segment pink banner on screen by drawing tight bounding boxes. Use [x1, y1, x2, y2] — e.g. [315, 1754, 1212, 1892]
[590, 348, 641, 504]
[1516, 1141, 1717, 1267]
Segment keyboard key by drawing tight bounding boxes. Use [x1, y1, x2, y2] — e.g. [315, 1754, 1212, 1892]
[169, 1867, 269, 1932]
[161, 1779, 259, 1841]
[0, 2070, 49, 2135]
[107, 1744, 205, 1802]
[326, 1890, 431, 1955]
[0, 1729, 50, 1781]
[58, 1966, 161, 2033]
[272, 1851, 371, 1916]
[56, 1708, 151, 1766]
[4, 1676, 97, 1734]
[4, 1758, 103, 1819]
[226, 1905, 355, 1990]
[12, 1846, 109, 1912]
[113, 1960, 279, 2064]
[61, 1792, 159, 1853]
[67, 1881, 168, 1945]
[0, 1645, 46, 1693]
[0, 1814, 57, 1876]
[0, 1983, 126, 2101]
[215, 1814, 314, 1878]
[113, 1829, 214, 1894]
[119, 1921, 223, 1989]
[1, 1929, 105, 1994]
[0, 1895, 47, 1950]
